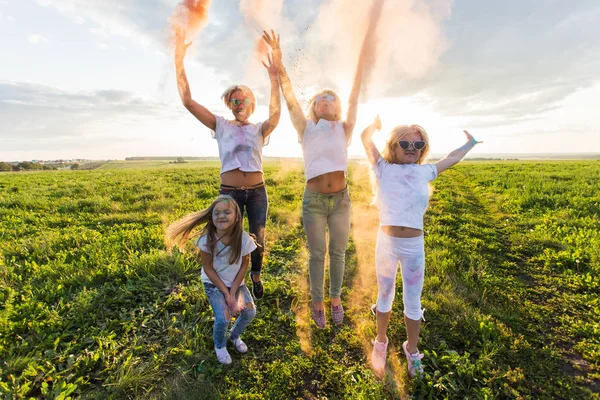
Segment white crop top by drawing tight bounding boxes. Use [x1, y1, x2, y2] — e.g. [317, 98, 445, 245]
[301, 119, 349, 182]
[197, 231, 257, 287]
[373, 157, 438, 230]
[212, 115, 269, 175]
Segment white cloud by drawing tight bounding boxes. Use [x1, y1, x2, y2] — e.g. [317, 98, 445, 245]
[28, 34, 49, 44]
[34, 0, 170, 48]
[89, 27, 108, 36]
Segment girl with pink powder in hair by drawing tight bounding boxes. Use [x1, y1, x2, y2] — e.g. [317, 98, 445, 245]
[361, 115, 481, 378]
[174, 29, 280, 300]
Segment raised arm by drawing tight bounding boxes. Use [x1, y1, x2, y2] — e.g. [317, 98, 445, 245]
[344, 0, 383, 140]
[435, 130, 482, 174]
[260, 52, 281, 139]
[344, 56, 363, 141]
[361, 115, 383, 166]
[174, 29, 216, 131]
[263, 30, 306, 139]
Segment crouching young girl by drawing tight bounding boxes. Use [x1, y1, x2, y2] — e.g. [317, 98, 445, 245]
[167, 195, 258, 365]
[361, 115, 481, 378]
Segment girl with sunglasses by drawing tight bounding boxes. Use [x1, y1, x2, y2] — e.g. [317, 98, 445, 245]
[261, 30, 372, 328]
[174, 29, 281, 300]
[361, 115, 481, 378]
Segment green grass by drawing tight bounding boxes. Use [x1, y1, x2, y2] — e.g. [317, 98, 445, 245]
[0, 161, 598, 399]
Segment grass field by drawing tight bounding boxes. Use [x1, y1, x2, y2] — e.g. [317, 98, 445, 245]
[1, 160, 599, 399]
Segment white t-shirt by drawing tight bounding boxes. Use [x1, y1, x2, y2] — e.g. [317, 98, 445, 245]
[373, 157, 438, 230]
[212, 115, 268, 175]
[196, 231, 257, 287]
[301, 118, 348, 182]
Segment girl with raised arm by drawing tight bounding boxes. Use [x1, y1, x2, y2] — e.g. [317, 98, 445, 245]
[361, 115, 481, 377]
[174, 29, 281, 299]
[262, 30, 369, 328]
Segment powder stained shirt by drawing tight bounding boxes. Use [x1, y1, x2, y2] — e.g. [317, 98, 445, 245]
[373, 157, 438, 230]
[212, 116, 268, 175]
[301, 119, 348, 182]
[197, 231, 257, 287]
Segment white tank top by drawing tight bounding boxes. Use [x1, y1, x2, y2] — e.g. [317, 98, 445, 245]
[301, 119, 348, 182]
[373, 157, 438, 230]
[212, 115, 268, 175]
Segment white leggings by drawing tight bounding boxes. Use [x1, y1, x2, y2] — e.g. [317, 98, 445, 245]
[375, 230, 425, 320]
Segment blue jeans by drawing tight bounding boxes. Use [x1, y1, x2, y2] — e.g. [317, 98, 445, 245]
[203, 283, 256, 349]
[302, 186, 352, 302]
[219, 185, 268, 276]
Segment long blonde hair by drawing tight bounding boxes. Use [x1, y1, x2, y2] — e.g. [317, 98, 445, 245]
[166, 195, 245, 264]
[305, 89, 342, 123]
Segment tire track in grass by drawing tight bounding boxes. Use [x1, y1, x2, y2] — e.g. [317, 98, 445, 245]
[425, 166, 596, 398]
[463, 166, 600, 393]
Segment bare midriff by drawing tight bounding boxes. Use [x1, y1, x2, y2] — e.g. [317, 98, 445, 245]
[221, 169, 264, 187]
[306, 171, 347, 194]
[381, 225, 423, 238]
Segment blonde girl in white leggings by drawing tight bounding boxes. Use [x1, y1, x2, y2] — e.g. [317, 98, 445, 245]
[361, 115, 481, 378]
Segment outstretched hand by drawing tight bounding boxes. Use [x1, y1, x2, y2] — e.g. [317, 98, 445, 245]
[463, 130, 482, 145]
[373, 114, 382, 131]
[262, 30, 282, 66]
[174, 28, 192, 63]
[262, 53, 278, 79]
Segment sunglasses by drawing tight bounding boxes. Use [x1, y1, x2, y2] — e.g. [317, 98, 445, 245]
[315, 94, 335, 103]
[398, 140, 426, 150]
[230, 98, 252, 107]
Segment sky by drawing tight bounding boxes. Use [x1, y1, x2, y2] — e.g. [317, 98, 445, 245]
[1, 0, 599, 161]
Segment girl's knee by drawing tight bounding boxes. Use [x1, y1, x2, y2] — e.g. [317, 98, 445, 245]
[376, 277, 396, 312]
[243, 302, 257, 319]
[214, 313, 229, 327]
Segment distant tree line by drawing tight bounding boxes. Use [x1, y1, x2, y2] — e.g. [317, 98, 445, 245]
[125, 156, 215, 161]
[0, 162, 59, 172]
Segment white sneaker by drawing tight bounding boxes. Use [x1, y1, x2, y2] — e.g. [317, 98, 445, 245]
[230, 337, 248, 353]
[215, 347, 232, 364]
[371, 337, 388, 374]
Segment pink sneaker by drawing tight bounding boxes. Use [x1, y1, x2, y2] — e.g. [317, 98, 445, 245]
[312, 304, 326, 329]
[402, 341, 424, 378]
[331, 303, 344, 325]
[371, 337, 388, 374]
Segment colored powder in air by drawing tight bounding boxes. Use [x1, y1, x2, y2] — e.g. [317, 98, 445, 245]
[169, 0, 212, 42]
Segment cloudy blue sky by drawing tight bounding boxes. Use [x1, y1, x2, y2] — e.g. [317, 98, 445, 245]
[1, 0, 599, 161]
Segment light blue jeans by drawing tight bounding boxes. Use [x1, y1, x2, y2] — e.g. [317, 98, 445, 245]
[203, 283, 256, 349]
[302, 186, 352, 302]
